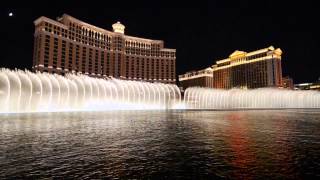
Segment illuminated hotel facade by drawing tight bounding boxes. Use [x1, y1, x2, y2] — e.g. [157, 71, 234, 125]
[212, 46, 283, 89]
[32, 14, 176, 83]
[178, 67, 213, 90]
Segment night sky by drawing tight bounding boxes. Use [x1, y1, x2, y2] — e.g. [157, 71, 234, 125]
[1, 3, 319, 84]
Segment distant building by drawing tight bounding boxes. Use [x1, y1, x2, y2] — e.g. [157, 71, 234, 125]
[178, 67, 213, 90]
[282, 76, 294, 89]
[212, 46, 283, 89]
[32, 14, 176, 83]
[295, 81, 320, 91]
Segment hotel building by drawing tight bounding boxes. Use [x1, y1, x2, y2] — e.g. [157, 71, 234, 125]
[178, 67, 213, 90]
[212, 46, 283, 89]
[295, 80, 320, 91]
[282, 76, 294, 89]
[32, 14, 176, 83]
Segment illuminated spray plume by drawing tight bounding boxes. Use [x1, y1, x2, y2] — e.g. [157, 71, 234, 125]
[184, 87, 320, 109]
[1, 68, 319, 113]
[0, 69, 181, 113]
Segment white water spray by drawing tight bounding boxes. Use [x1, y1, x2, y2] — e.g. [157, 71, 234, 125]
[0, 69, 181, 113]
[1, 68, 319, 113]
[184, 87, 320, 109]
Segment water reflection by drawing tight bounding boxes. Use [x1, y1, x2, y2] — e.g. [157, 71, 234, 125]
[1, 110, 320, 179]
[225, 112, 257, 179]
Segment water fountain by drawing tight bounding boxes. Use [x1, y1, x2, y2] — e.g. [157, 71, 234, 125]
[184, 87, 320, 109]
[1, 68, 320, 113]
[0, 68, 181, 113]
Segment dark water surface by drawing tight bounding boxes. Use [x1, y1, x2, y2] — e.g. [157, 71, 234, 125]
[1, 110, 320, 179]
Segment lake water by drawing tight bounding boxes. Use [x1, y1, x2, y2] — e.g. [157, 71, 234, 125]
[1, 110, 320, 179]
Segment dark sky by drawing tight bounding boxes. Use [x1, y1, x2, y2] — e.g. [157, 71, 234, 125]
[1, 3, 319, 84]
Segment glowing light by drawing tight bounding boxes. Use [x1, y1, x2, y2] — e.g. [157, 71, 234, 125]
[9, 12, 13, 17]
[112, 21, 125, 34]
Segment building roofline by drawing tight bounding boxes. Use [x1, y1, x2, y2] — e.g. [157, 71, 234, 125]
[214, 46, 282, 65]
[216, 58, 230, 64]
[179, 66, 213, 76]
[213, 55, 281, 71]
[61, 14, 114, 34]
[246, 46, 275, 56]
[34, 16, 68, 29]
[34, 14, 175, 46]
[62, 14, 165, 43]
[124, 35, 163, 43]
[161, 48, 176, 52]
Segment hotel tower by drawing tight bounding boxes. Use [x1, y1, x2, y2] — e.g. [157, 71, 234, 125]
[179, 46, 283, 89]
[32, 14, 176, 84]
[212, 46, 282, 89]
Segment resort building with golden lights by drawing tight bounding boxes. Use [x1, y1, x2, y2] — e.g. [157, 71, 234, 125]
[211, 46, 283, 89]
[178, 67, 213, 90]
[179, 46, 283, 89]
